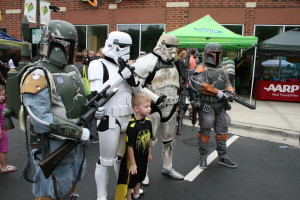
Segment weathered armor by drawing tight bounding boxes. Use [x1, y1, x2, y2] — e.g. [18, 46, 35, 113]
[131, 34, 184, 182]
[19, 20, 90, 200]
[190, 43, 236, 169]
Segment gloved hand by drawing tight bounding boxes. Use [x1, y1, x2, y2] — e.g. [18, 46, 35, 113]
[156, 95, 168, 109]
[94, 107, 106, 120]
[126, 74, 139, 87]
[216, 90, 228, 100]
[81, 128, 90, 141]
[118, 57, 132, 79]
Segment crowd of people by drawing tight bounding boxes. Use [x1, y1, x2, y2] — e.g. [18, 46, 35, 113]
[0, 19, 250, 200]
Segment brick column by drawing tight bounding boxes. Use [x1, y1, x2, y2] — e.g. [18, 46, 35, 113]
[244, 2, 256, 36]
[165, 2, 189, 32]
[108, 4, 117, 32]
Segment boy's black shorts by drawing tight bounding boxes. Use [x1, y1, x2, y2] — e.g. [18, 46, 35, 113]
[128, 167, 147, 189]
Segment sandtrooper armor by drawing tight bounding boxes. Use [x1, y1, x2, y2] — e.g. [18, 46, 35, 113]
[88, 31, 140, 200]
[132, 34, 184, 182]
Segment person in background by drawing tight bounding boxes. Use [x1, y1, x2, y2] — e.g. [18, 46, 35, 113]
[89, 50, 96, 58]
[179, 50, 187, 62]
[125, 93, 153, 200]
[0, 85, 17, 173]
[189, 48, 197, 71]
[82, 49, 91, 66]
[90, 47, 104, 61]
[74, 52, 85, 76]
[235, 54, 250, 95]
[8, 53, 18, 70]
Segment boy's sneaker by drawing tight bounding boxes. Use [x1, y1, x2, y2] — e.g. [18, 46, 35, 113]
[133, 195, 144, 200]
[218, 157, 237, 168]
[199, 158, 207, 169]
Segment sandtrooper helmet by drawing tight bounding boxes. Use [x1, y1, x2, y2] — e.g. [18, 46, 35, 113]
[153, 34, 179, 62]
[102, 31, 132, 64]
[203, 43, 223, 66]
[39, 20, 78, 67]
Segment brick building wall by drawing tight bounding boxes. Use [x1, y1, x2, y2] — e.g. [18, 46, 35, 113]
[0, 0, 300, 40]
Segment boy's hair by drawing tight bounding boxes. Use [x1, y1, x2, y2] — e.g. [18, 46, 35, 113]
[131, 93, 151, 107]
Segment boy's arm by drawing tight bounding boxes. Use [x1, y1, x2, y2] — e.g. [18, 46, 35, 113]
[128, 146, 137, 175]
[148, 140, 152, 162]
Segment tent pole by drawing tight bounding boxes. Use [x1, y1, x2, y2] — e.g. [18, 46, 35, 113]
[250, 45, 257, 104]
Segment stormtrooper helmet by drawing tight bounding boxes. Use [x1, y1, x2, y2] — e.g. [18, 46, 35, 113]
[102, 31, 132, 64]
[153, 34, 179, 62]
[203, 43, 223, 66]
[40, 20, 78, 67]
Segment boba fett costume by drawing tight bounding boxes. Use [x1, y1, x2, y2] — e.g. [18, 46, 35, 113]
[20, 20, 90, 200]
[190, 43, 237, 169]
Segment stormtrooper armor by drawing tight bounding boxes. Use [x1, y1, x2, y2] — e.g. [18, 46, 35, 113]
[88, 31, 140, 200]
[131, 34, 184, 183]
[190, 43, 237, 169]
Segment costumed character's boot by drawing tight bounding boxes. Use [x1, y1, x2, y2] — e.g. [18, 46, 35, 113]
[216, 134, 237, 168]
[142, 168, 149, 185]
[161, 140, 184, 180]
[198, 132, 210, 169]
[95, 162, 109, 200]
[113, 157, 121, 178]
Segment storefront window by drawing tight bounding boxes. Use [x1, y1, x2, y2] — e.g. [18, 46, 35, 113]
[118, 24, 165, 60]
[75, 25, 108, 53]
[0, 28, 6, 33]
[285, 26, 300, 32]
[254, 26, 283, 43]
[222, 24, 244, 35]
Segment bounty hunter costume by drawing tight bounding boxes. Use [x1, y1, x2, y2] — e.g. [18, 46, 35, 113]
[131, 34, 184, 182]
[190, 43, 237, 169]
[20, 20, 90, 200]
[88, 31, 140, 200]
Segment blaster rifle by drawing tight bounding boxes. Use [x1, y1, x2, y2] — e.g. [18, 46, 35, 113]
[38, 85, 118, 179]
[225, 90, 256, 110]
[175, 55, 189, 136]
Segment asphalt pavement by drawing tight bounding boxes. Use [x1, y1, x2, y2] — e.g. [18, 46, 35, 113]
[1, 98, 300, 200]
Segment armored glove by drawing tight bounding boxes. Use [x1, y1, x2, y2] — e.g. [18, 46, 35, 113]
[156, 95, 168, 109]
[81, 128, 90, 141]
[118, 57, 132, 79]
[216, 90, 228, 100]
[94, 107, 106, 120]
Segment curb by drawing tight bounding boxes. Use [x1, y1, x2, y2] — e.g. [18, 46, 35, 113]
[231, 121, 300, 139]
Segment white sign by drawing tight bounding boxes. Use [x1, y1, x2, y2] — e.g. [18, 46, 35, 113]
[24, 0, 37, 23]
[264, 84, 300, 93]
[40, 0, 51, 25]
[32, 29, 42, 44]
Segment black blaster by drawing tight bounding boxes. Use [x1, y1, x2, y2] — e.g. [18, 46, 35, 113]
[39, 85, 118, 179]
[224, 90, 256, 110]
[174, 58, 189, 136]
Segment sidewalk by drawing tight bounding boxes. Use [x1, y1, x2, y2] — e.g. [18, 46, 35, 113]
[183, 96, 300, 141]
[228, 97, 300, 138]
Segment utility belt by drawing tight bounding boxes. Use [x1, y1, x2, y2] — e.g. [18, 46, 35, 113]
[196, 94, 226, 113]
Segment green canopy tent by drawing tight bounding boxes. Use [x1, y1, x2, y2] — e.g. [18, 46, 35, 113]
[0, 30, 23, 50]
[165, 15, 257, 51]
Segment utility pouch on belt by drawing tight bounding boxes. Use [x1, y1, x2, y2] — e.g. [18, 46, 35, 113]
[203, 104, 211, 113]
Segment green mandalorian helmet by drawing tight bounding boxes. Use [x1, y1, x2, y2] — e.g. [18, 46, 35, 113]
[40, 20, 78, 67]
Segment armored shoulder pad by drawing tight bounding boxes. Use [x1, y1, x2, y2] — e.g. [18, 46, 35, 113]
[194, 65, 206, 73]
[20, 69, 47, 94]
